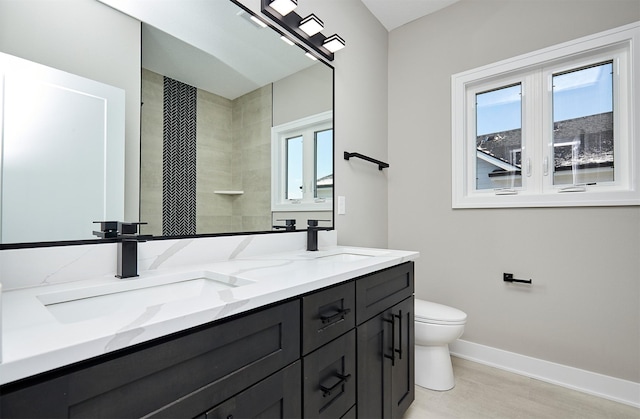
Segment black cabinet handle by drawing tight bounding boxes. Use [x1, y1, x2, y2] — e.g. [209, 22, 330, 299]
[320, 308, 351, 324]
[383, 315, 396, 366]
[320, 373, 351, 397]
[394, 310, 403, 360]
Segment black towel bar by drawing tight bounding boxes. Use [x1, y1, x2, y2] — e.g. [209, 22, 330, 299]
[344, 151, 389, 170]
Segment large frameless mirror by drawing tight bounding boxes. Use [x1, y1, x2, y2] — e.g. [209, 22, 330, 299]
[0, 0, 334, 247]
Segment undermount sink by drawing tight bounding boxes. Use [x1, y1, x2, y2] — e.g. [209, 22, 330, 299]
[37, 271, 254, 324]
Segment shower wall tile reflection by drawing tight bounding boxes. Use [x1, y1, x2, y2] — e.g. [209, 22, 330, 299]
[141, 69, 164, 235]
[141, 69, 272, 236]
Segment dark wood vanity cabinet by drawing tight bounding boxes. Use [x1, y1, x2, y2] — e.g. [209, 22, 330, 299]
[301, 262, 415, 419]
[357, 296, 415, 419]
[1, 261, 415, 419]
[356, 261, 415, 419]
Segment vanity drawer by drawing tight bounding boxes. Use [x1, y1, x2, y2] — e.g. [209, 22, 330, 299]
[301, 281, 356, 355]
[302, 329, 356, 419]
[355, 262, 414, 325]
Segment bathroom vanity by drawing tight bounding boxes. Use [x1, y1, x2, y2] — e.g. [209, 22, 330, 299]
[0, 246, 417, 418]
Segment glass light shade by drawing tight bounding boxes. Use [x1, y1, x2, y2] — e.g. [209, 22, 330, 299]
[323, 34, 345, 52]
[269, 0, 297, 16]
[299, 14, 324, 36]
[305, 52, 318, 61]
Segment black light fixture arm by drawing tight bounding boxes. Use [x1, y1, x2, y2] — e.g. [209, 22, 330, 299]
[344, 151, 389, 170]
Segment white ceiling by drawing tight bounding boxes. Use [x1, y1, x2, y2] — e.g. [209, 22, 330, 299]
[361, 0, 461, 31]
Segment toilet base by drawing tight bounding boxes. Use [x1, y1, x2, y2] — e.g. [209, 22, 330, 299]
[415, 344, 455, 391]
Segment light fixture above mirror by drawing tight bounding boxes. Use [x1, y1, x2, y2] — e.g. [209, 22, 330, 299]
[269, 0, 298, 16]
[262, 0, 345, 61]
[299, 14, 324, 36]
[323, 34, 346, 53]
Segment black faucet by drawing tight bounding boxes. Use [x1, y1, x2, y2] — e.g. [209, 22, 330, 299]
[306, 219, 332, 251]
[116, 222, 151, 279]
[273, 219, 296, 231]
[93, 221, 150, 279]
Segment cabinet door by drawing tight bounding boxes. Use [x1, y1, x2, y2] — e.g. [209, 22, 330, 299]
[390, 296, 415, 419]
[303, 330, 356, 418]
[357, 308, 393, 419]
[204, 361, 301, 419]
[356, 297, 414, 419]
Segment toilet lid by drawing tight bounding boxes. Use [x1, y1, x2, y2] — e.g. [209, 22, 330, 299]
[414, 299, 467, 325]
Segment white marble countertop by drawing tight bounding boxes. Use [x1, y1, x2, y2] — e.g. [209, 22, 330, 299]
[0, 245, 418, 386]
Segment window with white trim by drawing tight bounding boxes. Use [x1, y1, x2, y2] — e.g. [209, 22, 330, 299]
[452, 22, 639, 208]
[272, 111, 333, 211]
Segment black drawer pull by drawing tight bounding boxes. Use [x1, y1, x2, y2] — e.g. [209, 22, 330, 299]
[394, 310, 403, 360]
[320, 373, 352, 397]
[383, 315, 396, 366]
[320, 308, 351, 324]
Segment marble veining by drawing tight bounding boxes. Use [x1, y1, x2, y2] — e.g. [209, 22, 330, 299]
[145, 239, 194, 270]
[228, 235, 254, 260]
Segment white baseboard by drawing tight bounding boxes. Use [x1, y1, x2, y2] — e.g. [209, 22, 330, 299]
[449, 339, 640, 408]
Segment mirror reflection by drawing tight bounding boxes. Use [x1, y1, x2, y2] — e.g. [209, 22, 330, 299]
[0, 51, 125, 244]
[0, 0, 334, 245]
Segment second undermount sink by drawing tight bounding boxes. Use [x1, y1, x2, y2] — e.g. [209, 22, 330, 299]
[37, 271, 255, 324]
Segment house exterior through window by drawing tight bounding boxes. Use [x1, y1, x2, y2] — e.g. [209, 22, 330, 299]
[452, 22, 639, 208]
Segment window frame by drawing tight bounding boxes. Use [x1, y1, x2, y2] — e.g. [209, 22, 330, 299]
[452, 22, 639, 208]
[271, 111, 333, 212]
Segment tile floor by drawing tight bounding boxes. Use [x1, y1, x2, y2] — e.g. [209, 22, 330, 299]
[403, 357, 639, 419]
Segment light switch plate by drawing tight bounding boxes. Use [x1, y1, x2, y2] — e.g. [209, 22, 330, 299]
[338, 196, 346, 215]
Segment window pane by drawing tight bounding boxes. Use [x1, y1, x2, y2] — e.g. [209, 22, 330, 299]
[475, 84, 522, 190]
[552, 61, 613, 185]
[286, 135, 303, 200]
[315, 129, 333, 198]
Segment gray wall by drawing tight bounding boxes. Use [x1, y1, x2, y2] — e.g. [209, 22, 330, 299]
[0, 0, 141, 222]
[316, 0, 389, 248]
[388, 0, 640, 382]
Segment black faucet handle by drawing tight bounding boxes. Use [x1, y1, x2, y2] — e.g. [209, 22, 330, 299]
[93, 221, 119, 238]
[118, 221, 148, 235]
[274, 219, 297, 231]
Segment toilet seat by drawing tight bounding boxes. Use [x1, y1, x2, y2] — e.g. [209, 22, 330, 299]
[415, 299, 467, 325]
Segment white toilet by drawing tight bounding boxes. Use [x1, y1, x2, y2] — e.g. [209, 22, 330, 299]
[414, 299, 467, 391]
